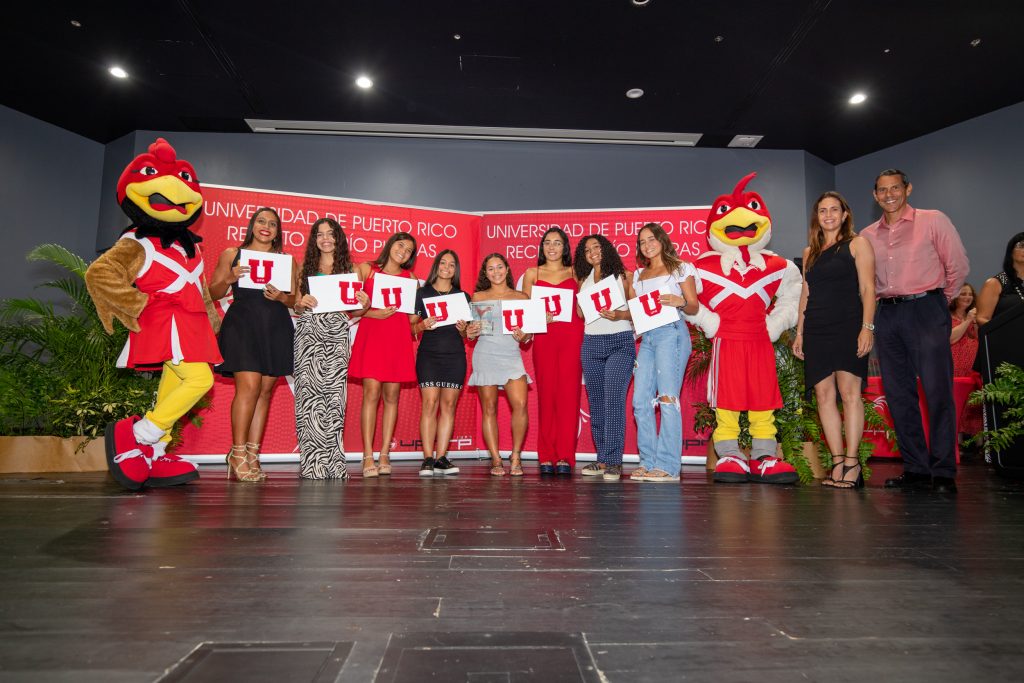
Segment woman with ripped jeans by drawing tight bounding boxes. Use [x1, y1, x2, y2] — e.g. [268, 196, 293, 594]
[630, 223, 699, 483]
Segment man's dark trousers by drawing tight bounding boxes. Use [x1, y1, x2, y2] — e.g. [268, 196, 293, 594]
[875, 292, 956, 478]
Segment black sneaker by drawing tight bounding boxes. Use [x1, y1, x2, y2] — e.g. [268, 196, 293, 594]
[433, 456, 460, 475]
[419, 459, 435, 477]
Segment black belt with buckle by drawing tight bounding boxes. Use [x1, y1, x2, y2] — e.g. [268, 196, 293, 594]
[878, 288, 944, 306]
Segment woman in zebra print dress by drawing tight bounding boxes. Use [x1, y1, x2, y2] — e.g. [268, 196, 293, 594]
[293, 218, 367, 479]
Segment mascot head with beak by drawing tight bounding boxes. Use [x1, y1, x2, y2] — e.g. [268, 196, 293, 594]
[116, 138, 204, 257]
[706, 172, 772, 275]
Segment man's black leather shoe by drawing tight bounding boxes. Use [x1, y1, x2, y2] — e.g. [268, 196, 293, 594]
[884, 472, 931, 490]
[932, 476, 958, 494]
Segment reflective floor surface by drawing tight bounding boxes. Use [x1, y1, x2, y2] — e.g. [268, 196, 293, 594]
[2, 455, 1023, 682]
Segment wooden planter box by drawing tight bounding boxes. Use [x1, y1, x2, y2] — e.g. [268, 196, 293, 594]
[0, 436, 107, 474]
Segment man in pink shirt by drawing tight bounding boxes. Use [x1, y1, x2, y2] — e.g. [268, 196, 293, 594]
[861, 169, 969, 494]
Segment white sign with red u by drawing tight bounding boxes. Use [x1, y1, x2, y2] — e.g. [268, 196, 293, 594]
[421, 293, 472, 328]
[369, 272, 418, 314]
[237, 249, 293, 292]
[627, 287, 680, 335]
[307, 273, 364, 313]
[576, 275, 627, 324]
[530, 285, 575, 323]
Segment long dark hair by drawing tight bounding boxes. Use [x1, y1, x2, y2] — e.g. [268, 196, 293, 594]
[635, 222, 682, 273]
[1002, 231, 1024, 286]
[373, 231, 417, 271]
[805, 191, 855, 273]
[475, 253, 514, 292]
[573, 234, 625, 281]
[240, 207, 284, 253]
[300, 217, 352, 295]
[537, 227, 572, 267]
[426, 249, 462, 291]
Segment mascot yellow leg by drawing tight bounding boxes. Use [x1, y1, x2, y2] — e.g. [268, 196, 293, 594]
[712, 408, 795, 484]
[131, 361, 213, 488]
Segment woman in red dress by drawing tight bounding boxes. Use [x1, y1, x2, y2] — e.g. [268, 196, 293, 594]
[949, 283, 982, 440]
[522, 227, 584, 475]
[350, 232, 419, 477]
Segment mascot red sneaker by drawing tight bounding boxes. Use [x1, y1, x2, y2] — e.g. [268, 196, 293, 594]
[85, 138, 221, 490]
[686, 173, 802, 484]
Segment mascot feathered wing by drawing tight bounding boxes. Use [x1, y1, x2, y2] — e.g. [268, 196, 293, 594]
[85, 138, 221, 490]
[685, 173, 802, 484]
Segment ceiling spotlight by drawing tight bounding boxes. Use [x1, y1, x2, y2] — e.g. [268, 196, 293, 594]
[631, 0, 652, 6]
[970, 38, 982, 47]
[849, 92, 867, 105]
[109, 66, 128, 79]
[714, 35, 725, 43]
[625, 88, 644, 99]
[355, 75, 373, 89]
[70, 19, 82, 27]
[454, 33, 461, 40]
[883, 48, 891, 53]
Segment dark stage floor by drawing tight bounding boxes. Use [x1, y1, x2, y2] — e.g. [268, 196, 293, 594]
[2, 456, 1024, 682]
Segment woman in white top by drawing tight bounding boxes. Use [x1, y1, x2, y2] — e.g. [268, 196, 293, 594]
[574, 235, 637, 481]
[631, 223, 699, 483]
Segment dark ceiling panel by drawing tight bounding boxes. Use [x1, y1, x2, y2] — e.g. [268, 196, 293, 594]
[2, 0, 1022, 163]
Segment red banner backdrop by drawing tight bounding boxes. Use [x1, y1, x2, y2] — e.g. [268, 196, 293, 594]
[172, 186, 714, 460]
[174, 185, 480, 458]
[479, 208, 712, 458]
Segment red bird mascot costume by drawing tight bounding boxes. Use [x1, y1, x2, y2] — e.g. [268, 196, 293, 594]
[85, 138, 221, 490]
[686, 173, 802, 484]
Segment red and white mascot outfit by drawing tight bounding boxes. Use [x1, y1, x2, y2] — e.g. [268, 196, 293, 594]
[686, 173, 802, 484]
[85, 138, 221, 490]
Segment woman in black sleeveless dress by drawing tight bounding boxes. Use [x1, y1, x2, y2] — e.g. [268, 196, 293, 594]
[794, 192, 876, 489]
[209, 207, 298, 481]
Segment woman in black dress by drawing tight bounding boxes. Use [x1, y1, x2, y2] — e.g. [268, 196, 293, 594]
[793, 192, 876, 489]
[411, 250, 471, 476]
[210, 207, 299, 482]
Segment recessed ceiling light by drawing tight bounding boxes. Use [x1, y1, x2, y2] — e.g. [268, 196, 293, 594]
[849, 92, 867, 105]
[625, 88, 644, 99]
[70, 20, 82, 27]
[109, 66, 128, 79]
[727, 134, 763, 148]
[883, 48, 891, 54]
[632, 0, 652, 6]
[355, 75, 373, 89]
[970, 38, 982, 47]
[453, 34, 461, 40]
[714, 35, 725, 43]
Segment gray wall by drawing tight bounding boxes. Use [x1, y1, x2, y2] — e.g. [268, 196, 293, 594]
[0, 105, 104, 301]
[836, 100, 1024, 287]
[95, 131, 832, 263]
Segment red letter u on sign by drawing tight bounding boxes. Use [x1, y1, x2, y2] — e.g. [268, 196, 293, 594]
[639, 292, 662, 316]
[426, 301, 449, 321]
[248, 259, 274, 285]
[590, 288, 612, 311]
[542, 295, 562, 317]
[381, 287, 402, 308]
[338, 281, 362, 305]
[503, 309, 524, 331]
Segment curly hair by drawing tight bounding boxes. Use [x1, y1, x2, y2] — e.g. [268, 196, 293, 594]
[635, 222, 682, 273]
[240, 207, 284, 253]
[804, 191, 855, 273]
[299, 218, 352, 295]
[373, 231, 417, 271]
[537, 227, 572, 268]
[573, 234, 626, 281]
[474, 253, 515, 293]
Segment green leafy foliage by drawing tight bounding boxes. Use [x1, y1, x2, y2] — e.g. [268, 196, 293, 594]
[970, 362, 1024, 452]
[0, 243, 182, 441]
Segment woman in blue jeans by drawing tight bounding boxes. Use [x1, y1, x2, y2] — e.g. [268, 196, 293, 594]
[631, 223, 699, 483]
[574, 235, 637, 481]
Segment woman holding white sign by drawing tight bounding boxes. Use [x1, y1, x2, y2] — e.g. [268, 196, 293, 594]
[292, 218, 367, 480]
[522, 227, 585, 476]
[467, 254, 533, 477]
[412, 250, 472, 476]
[350, 232, 419, 477]
[630, 223, 699, 483]
[573, 235, 637, 481]
[210, 207, 299, 482]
